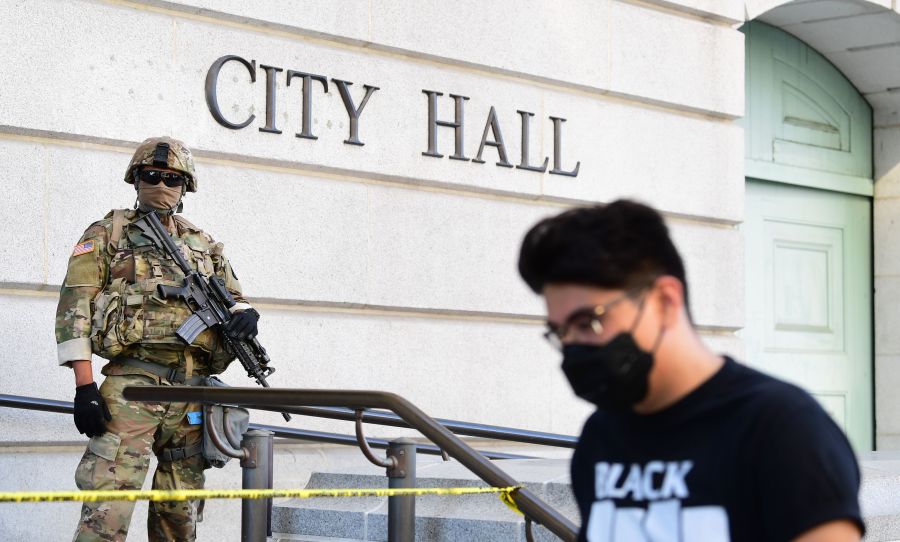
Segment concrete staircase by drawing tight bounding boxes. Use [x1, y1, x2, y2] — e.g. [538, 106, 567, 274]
[271, 458, 578, 542]
[4, 444, 899, 540]
[272, 453, 900, 542]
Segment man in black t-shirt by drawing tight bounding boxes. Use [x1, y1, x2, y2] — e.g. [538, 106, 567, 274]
[517, 200, 863, 542]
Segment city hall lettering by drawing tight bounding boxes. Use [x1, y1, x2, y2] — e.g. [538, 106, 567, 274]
[205, 54, 581, 177]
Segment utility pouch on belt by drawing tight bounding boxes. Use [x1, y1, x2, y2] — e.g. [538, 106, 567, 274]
[202, 376, 250, 469]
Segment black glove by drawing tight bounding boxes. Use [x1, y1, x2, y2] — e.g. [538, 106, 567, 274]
[225, 308, 260, 340]
[74, 382, 111, 437]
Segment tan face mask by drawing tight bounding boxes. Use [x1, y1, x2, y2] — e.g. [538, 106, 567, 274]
[136, 181, 183, 214]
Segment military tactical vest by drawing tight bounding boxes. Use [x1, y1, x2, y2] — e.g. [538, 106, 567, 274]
[90, 209, 234, 373]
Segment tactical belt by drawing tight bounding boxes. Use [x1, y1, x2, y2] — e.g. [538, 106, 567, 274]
[113, 357, 207, 386]
[112, 358, 207, 463]
[158, 442, 203, 462]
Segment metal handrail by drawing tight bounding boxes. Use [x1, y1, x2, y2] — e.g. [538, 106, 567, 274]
[0, 394, 530, 461]
[204, 404, 246, 460]
[355, 409, 397, 469]
[121, 386, 579, 542]
[247, 403, 578, 448]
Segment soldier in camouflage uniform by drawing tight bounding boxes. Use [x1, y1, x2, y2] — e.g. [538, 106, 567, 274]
[56, 137, 260, 542]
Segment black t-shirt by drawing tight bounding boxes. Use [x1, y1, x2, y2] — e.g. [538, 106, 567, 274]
[570, 357, 864, 542]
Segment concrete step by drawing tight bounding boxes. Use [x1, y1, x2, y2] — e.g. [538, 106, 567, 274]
[271, 458, 577, 542]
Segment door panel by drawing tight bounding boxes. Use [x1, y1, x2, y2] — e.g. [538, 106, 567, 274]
[744, 179, 872, 450]
[743, 22, 872, 182]
[767, 221, 843, 351]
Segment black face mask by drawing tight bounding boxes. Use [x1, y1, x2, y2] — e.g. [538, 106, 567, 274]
[561, 335, 654, 411]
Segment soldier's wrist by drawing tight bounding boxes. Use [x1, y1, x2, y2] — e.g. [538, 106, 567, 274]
[72, 360, 94, 387]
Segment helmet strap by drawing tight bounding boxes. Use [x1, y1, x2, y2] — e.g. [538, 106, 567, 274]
[175, 184, 186, 213]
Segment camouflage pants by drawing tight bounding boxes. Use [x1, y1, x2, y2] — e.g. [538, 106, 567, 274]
[73, 374, 205, 542]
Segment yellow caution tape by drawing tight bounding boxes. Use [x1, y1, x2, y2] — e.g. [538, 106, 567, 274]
[498, 487, 524, 516]
[0, 486, 523, 510]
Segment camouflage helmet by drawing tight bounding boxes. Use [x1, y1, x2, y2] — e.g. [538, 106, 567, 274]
[124, 136, 197, 192]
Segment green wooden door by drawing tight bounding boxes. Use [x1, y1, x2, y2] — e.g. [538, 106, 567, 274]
[742, 22, 874, 450]
[744, 180, 872, 450]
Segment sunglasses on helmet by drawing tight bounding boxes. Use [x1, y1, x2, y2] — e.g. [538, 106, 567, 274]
[139, 169, 186, 188]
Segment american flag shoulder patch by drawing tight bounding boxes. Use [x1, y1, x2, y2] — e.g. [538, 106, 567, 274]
[72, 240, 96, 257]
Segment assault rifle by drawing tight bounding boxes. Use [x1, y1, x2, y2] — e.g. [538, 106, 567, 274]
[132, 211, 291, 421]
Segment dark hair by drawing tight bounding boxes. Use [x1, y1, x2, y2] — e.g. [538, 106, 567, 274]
[518, 200, 689, 311]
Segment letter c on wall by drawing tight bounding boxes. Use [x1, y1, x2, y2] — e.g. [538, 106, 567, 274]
[205, 55, 257, 130]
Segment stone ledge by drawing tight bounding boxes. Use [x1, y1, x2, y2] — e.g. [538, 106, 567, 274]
[860, 452, 900, 541]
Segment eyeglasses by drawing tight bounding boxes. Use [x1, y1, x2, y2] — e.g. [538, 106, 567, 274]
[140, 169, 186, 188]
[543, 288, 645, 351]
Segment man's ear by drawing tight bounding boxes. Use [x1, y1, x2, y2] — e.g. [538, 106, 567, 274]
[655, 275, 685, 327]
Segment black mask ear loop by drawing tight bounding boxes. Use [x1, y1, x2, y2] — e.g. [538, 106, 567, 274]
[646, 286, 668, 355]
[629, 284, 667, 354]
[650, 321, 667, 354]
[628, 290, 649, 334]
